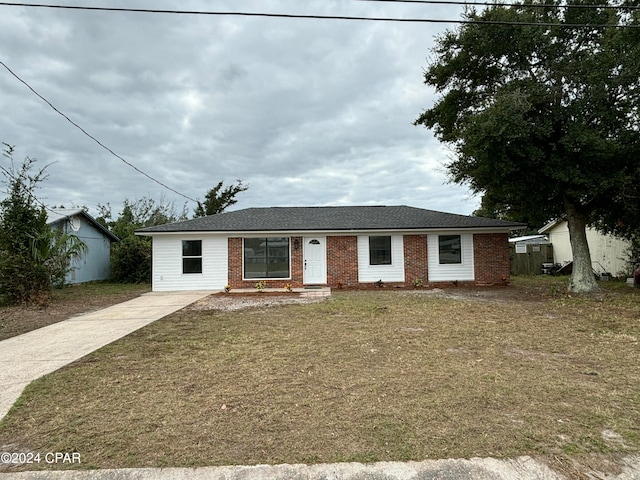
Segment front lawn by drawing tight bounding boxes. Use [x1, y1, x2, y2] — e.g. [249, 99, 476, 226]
[0, 277, 638, 474]
[0, 282, 150, 341]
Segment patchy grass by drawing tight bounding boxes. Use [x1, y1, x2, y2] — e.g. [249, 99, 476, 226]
[0, 277, 638, 473]
[0, 282, 150, 340]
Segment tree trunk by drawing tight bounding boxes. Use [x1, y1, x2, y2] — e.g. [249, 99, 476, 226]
[565, 201, 599, 293]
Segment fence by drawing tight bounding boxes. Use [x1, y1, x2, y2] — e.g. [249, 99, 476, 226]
[509, 243, 554, 276]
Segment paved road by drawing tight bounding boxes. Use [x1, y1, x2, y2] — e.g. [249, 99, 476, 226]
[0, 291, 212, 419]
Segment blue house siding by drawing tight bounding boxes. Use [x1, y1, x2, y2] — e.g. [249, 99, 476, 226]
[47, 209, 118, 284]
[67, 220, 113, 283]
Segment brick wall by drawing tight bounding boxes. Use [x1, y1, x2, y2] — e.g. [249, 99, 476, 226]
[227, 233, 510, 289]
[326, 236, 359, 287]
[403, 234, 428, 286]
[326, 235, 428, 289]
[228, 237, 303, 288]
[228, 237, 242, 287]
[473, 233, 510, 285]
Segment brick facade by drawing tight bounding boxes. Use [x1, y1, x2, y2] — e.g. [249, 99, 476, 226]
[326, 236, 359, 287]
[228, 237, 304, 289]
[227, 233, 509, 289]
[403, 234, 429, 287]
[473, 233, 510, 285]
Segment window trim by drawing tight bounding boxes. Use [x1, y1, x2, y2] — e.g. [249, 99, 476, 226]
[438, 234, 462, 265]
[182, 239, 203, 274]
[368, 235, 393, 266]
[242, 237, 292, 280]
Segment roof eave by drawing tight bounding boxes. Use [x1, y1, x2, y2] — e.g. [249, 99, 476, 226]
[136, 224, 526, 236]
[538, 219, 563, 234]
[48, 209, 120, 242]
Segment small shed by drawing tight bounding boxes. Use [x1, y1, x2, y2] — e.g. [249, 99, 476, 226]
[46, 208, 119, 284]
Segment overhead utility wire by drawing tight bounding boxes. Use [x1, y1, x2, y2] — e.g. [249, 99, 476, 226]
[0, 2, 637, 28]
[0, 60, 198, 203]
[353, 0, 639, 9]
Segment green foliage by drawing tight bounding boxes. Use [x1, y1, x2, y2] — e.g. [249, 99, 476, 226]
[0, 250, 50, 306]
[98, 181, 246, 283]
[110, 236, 152, 284]
[97, 196, 188, 283]
[473, 194, 542, 235]
[0, 146, 48, 253]
[30, 227, 88, 288]
[194, 180, 248, 217]
[0, 144, 86, 304]
[97, 196, 188, 240]
[415, 1, 640, 292]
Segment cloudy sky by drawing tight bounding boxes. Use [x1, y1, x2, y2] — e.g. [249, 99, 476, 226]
[0, 0, 479, 219]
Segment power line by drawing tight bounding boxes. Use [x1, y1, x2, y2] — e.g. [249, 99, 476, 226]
[0, 60, 199, 203]
[353, 0, 640, 9]
[0, 2, 637, 28]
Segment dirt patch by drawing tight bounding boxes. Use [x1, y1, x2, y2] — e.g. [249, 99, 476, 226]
[188, 292, 329, 312]
[402, 276, 631, 305]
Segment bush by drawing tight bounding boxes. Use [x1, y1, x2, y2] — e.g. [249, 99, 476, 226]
[0, 147, 86, 304]
[0, 251, 50, 305]
[110, 236, 152, 283]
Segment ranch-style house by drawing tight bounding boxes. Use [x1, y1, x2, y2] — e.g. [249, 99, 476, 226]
[136, 205, 526, 291]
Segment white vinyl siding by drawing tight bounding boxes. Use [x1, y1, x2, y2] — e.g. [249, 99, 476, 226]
[151, 235, 228, 291]
[545, 221, 632, 277]
[427, 234, 475, 282]
[357, 235, 405, 283]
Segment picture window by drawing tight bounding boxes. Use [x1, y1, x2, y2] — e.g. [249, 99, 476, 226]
[244, 237, 290, 279]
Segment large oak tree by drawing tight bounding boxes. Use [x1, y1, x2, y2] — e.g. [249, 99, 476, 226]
[415, 1, 640, 292]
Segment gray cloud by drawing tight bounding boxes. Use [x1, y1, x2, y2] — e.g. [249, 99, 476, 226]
[0, 1, 477, 217]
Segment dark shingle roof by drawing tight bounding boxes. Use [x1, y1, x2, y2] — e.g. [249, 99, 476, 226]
[136, 206, 526, 234]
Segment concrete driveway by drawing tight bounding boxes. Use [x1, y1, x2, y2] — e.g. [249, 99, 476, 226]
[0, 291, 212, 420]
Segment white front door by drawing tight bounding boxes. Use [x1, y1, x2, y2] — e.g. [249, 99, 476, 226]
[303, 237, 327, 284]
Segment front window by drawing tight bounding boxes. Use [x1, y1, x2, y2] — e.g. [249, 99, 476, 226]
[182, 240, 203, 274]
[369, 236, 392, 265]
[439, 235, 462, 264]
[244, 237, 290, 279]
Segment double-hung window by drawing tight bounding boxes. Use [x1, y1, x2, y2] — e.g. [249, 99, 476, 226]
[369, 236, 392, 265]
[244, 237, 290, 279]
[182, 240, 203, 274]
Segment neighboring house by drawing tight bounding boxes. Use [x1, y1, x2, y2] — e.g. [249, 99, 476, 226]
[136, 205, 525, 292]
[539, 220, 632, 277]
[47, 208, 119, 284]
